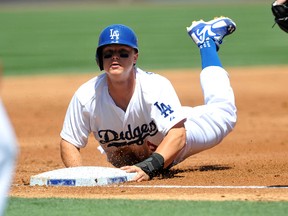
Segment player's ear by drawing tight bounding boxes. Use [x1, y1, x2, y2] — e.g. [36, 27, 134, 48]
[133, 51, 138, 64]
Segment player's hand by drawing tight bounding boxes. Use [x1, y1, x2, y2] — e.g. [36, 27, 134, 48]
[276, 0, 287, 5]
[120, 165, 150, 182]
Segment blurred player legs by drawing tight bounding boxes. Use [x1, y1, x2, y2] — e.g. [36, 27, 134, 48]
[0, 63, 18, 216]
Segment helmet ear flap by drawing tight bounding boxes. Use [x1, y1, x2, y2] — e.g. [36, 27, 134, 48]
[96, 47, 103, 71]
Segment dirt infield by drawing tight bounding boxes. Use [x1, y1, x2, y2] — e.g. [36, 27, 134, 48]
[2, 66, 288, 201]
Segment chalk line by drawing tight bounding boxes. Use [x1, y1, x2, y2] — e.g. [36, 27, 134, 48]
[115, 185, 288, 189]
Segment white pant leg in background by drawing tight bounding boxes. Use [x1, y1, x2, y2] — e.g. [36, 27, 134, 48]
[174, 66, 237, 165]
[0, 99, 18, 216]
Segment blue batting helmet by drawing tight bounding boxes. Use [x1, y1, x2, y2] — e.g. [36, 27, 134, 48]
[96, 24, 139, 71]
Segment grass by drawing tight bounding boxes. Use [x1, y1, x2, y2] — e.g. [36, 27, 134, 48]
[6, 197, 288, 216]
[0, 3, 287, 76]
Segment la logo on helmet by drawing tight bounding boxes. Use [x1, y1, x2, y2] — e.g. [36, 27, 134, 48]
[110, 29, 119, 40]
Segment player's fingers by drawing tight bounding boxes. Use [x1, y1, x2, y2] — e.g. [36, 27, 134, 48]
[120, 166, 149, 181]
[133, 173, 143, 182]
[132, 172, 146, 182]
[121, 165, 142, 173]
[136, 175, 147, 182]
[120, 166, 140, 181]
[120, 166, 137, 172]
[135, 171, 150, 182]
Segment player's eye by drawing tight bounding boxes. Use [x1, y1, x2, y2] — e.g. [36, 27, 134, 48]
[103, 51, 129, 59]
[103, 52, 113, 59]
[119, 52, 129, 58]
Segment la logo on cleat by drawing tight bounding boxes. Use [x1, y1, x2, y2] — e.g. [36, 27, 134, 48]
[195, 26, 216, 44]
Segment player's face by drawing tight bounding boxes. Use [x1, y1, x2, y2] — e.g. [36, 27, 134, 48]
[102, 45, 138, 77]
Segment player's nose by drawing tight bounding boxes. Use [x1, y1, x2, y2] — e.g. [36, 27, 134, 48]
[111, 53, 120, 60]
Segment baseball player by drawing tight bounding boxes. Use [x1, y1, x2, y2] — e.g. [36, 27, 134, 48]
[60, 17, 237, 182]
[0, 65, 18, 215]
[272, 0, 288, 33]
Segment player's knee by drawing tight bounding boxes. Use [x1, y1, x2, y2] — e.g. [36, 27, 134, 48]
[221, 103, 237, 132]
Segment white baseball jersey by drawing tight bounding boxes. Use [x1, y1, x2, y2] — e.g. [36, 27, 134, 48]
[61, 68, 186, 165]
[61, 66, 237, 166]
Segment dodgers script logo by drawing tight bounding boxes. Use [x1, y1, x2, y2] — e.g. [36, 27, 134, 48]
[110, 29, 120, 40]
[98, 121, 158, 148]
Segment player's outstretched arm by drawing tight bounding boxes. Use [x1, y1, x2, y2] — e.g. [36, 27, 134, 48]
[60, 139, 82, 167]
[155, 120, 186, 168]
[121, 120, 186, 182]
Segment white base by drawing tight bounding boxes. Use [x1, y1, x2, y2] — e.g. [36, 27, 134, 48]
[30, 166, 137, 186]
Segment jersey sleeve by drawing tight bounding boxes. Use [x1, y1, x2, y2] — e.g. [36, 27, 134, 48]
[60, 94, 91, 148]
[145, 74, 186, 135]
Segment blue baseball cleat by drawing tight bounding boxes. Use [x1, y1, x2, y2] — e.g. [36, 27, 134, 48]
[186, 17, 236, 50]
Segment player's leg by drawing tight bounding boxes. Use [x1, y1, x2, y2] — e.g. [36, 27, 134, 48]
[0, 99, 18, 216]
[173, 17, 237, 165]
[0, 63, 18, 215]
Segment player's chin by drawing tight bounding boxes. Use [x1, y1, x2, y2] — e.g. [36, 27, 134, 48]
[108, 68, 124, 76]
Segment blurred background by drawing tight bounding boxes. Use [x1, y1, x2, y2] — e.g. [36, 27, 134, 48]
[0, 0, 286, 76]
[0, 0, 270, 4]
